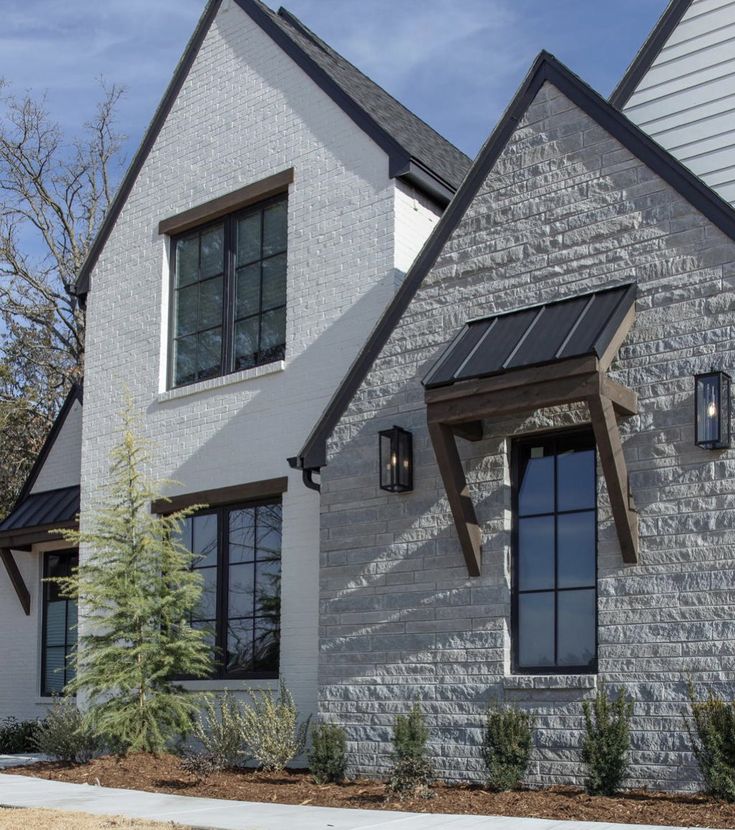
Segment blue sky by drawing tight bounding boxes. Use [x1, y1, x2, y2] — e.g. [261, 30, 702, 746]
[0, 0, 668, 168]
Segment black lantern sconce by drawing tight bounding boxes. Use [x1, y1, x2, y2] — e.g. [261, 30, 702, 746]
[695, 370, 731, 449]
[379, 426, 413, 493]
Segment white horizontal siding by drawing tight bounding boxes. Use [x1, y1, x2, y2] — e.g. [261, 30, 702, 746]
[624, 0, 735, 205]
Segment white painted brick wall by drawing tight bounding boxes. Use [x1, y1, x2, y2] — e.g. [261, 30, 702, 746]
[320, 81, 735, 791]
[72, 0, 442, 726]
[30, 400, 83, 494]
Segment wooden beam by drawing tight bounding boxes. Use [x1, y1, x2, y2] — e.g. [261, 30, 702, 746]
[151, 477, 289, 514]
[0, 548, 30, 615]
[600, 374, 638, 417]
[427, 372, 601, 425]
[427, 421, 482, 577]
[598, 301, 636, 372]
[158, 169, 294, 236]
[453, 421, 483, 442]
[588, 394, 639, 564]
[425, 355, 599, 406]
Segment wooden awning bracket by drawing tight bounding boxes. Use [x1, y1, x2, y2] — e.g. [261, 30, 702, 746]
[426, 358, 640, 575]
[0, 548, 30, 615]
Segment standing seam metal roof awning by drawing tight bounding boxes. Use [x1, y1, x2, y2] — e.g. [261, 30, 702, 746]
[423, 283, 637, 389]
[0, 485, 80, 546]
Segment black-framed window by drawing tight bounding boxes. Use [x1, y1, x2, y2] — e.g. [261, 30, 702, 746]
[177, 500, 282, 679]
[512, 430, 597, 674]
[41, 550, 78, 696]
[170, 194, 287, 388]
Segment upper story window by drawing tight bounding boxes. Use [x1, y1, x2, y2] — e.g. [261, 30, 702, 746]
[512, 431, 597, 674]
[170, 194, 287, 388]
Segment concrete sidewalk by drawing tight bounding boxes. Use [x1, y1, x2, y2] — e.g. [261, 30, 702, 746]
[0, 772, 710, 830]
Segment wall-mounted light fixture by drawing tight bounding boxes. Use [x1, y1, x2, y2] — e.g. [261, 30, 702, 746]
[695, 370, 731, 449]
[379, 426, 413, 492]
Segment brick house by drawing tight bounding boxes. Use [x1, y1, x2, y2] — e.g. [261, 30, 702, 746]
[2, 0, 735, 794]
[290, 4, 735, 790]
[0, 0, 468, 723]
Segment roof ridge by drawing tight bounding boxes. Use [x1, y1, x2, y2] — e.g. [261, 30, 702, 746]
[291, 48, 735, 471]
[276, 5, 472, 168]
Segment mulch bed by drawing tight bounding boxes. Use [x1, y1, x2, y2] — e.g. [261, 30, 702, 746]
[8, 753, 735, 828]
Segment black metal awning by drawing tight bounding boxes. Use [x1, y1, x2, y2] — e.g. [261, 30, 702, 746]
[423, 283, 637, 389]
[0, 485, 80, 549]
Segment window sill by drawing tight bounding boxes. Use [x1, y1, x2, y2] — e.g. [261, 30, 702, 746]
[177, 678, 280, 693]
[503, 674, 597, 691]
[158, 361, 285, 402]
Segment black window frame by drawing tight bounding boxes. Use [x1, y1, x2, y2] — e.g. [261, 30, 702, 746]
[511, 428, 598, 675]
[168, 192, 288, 390]
[41, 548, 79, 697]
[180, 498, 282, 681]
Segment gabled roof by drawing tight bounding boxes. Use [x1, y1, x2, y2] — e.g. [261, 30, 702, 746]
[11, 383, 83, 510]
[75, 0, 470, 298]
[609, 0, 692, 108]
[423, 284, 637, 390]
[291, 50, 735, 472]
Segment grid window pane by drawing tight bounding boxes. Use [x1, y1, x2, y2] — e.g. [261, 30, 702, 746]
[227, 619, 255, 674]
[171, 196, 287, 389]
[228, 563, 255, 618]
[229, 509, 256, 563]
[192, 514, 218, 567]
[262, 254, 287, 311]
[263, 201, 287, 257]
[518, 593, 554, 669]
[236, 264, 261, 319]
[557, 590, 596, 668]
[253, 618, 280, 673]
[514, 433, 597, 673]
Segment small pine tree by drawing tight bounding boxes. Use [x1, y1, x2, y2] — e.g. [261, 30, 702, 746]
[54, 401, 212, 754]
[387, 703, 435, 800]
[309, 722, 347, 784]
[482, 705, 534, 792]
[687, 683, 735, 802]
[581, 684, 633, 796]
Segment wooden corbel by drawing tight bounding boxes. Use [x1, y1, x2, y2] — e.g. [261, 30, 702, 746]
[427, 421, 482, 576]
[0, 548, 30, 615]
[588, 394, 639, 563]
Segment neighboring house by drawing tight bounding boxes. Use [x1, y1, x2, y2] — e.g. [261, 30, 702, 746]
[613, 0, 735, 205]
[294, 45, 735, 789]
[0, 0, 469, 722]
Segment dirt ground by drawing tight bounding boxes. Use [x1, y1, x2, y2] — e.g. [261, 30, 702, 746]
[10, 752, 735, 828]
[0, 808, 186, 830]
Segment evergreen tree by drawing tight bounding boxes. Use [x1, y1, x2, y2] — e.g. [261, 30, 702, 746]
[56, 402, 212, 754]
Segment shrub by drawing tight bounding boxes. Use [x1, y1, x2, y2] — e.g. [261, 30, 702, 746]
[34, 698, 98, 763]
[0, 717, 40, 754]
[481, 705, 534, 792]
[581, 684, 632, 796]
[192, 692, 246, 771]
[309, 722, 347, 784]
[239, 682, 310, 771]
[386, 703, 434, 800]
[181, 750, 221, 782]
[688, 684, 735, 802]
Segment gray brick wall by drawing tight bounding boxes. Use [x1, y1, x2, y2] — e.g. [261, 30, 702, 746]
[319, 81, 735, 791]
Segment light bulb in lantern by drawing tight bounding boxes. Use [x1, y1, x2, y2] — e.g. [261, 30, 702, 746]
[708, 400, 718, 418]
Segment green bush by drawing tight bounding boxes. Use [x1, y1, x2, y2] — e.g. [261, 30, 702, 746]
[34, 698, 98, 763]
[688, 684, 735, 802]
[309, 722, 347, 784]
[0, 717, 40, 754]
[386, 703, 434, 800]
[581, 684, 632, 796]
[192, 692, 246, 771]
[481, 705, 534, 791]
[239, 682, 310, 771]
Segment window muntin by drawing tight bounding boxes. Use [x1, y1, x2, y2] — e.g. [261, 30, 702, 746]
[170, 195, 287, 389]
[512, 431, 597, 674]
[177, 501, 281, 679]
[42, 550, 78, 696]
